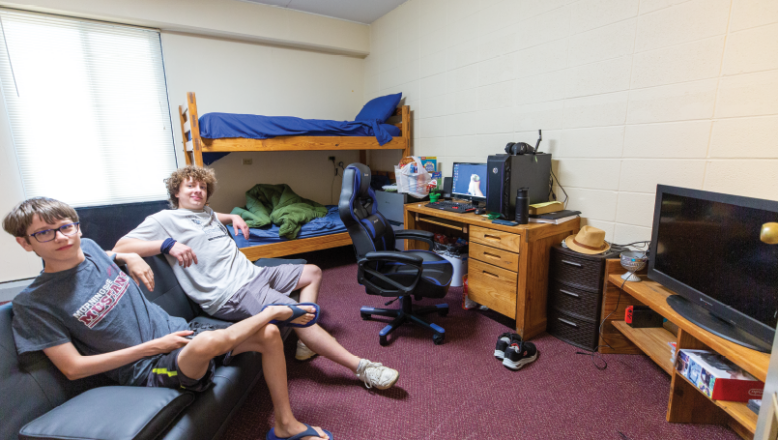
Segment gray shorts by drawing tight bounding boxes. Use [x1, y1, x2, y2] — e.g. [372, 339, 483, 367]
[212, 264, 304, 322]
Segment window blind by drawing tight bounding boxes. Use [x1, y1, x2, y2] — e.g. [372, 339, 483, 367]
[0, 9, 176, 207]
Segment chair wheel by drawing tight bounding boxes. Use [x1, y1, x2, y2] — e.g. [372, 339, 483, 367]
[360, 312, 370, 320]
[379, 335, 389, 346]
[433, 334, 445, 345]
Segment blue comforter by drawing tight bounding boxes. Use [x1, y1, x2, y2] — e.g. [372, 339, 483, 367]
[199, 113, 401, 146]
[229, 206, 346, 248]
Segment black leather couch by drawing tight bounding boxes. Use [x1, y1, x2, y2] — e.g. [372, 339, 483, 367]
[0, 255, 301, 440]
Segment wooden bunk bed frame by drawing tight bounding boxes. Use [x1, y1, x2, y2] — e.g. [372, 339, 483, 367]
[177, 92, 411, 260]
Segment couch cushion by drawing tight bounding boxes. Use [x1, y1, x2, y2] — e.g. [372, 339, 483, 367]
[0, 304, 82, 440]
[139, 255, 201, 322]
[20, 386, 194, 440]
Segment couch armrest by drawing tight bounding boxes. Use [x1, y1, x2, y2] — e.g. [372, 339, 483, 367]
[20, 386, 194, 440]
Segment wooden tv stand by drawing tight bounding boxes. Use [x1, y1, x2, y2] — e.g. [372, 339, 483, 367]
[606, 273, 769, 439]
[403, 203, 580, 340]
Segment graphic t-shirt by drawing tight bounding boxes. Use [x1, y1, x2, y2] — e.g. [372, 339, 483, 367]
[11, 238, 189, 386]
[123, 207, 262, 315]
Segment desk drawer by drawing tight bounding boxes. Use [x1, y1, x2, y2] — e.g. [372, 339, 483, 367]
[548, 281, 601, 323]
[550, 251, 603, 293]
[467, 259, 517, 319]
[469, 242, 519, 272]
[547, 308, 599, 351]
[470, 226, 521, 253]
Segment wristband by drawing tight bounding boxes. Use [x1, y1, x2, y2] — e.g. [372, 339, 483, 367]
[161, 238, 177, 255]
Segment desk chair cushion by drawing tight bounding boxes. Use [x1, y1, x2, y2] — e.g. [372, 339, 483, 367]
[375, 250, 452, 289]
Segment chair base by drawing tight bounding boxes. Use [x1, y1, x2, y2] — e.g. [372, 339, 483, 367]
[360, 296, 449, 346]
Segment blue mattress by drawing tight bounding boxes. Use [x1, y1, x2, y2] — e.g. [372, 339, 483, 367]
[199, 113, 401, 146]
[229, 205, 347, 247]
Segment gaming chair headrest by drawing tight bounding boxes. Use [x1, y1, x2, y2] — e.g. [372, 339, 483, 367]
[339, 163, 373, 225]
[345, 163, 372, 197]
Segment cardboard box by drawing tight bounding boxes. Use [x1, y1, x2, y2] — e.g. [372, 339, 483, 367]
[675, 349, 763, 402]
[430, 172, 442, 191]
[420, 156, 437, 173]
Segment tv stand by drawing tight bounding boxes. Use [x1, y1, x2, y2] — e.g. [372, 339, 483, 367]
[606, 272, 769, 439]
[666, 295, 772, 353]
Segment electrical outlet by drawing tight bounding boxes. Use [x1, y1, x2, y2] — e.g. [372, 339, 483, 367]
[242, 158, 253, 165]
[328, 156, 335, 162]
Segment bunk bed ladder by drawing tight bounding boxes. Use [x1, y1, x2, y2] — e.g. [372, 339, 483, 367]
[177, 92, 204, 167]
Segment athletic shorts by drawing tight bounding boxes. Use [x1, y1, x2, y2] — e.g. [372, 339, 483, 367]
[144, 322, 217, 392]
[212, 264, 305, 322]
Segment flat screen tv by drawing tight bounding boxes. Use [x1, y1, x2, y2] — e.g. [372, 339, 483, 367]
[647, 185, 778, 353]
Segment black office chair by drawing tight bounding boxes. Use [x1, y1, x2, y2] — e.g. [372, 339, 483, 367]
[339, 163, 453, 345]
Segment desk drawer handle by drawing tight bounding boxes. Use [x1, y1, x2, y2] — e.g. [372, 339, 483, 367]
[561, 260, 582, 267]
[484, 234, 501, 241]
[557, 318, 578, 328]
[560, 289, 579, 298]
[484, 251, 501, 259]
[483, 271, 499, 279]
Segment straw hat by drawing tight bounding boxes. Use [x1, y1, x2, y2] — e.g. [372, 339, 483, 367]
[564, 226, 611, 255]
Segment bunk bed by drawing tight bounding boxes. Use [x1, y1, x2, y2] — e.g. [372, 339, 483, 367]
[177, 92, 411, 260]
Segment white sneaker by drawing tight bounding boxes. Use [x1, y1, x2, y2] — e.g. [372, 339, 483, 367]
[355, 359, 399, 390]
[295, 340, 317, 361]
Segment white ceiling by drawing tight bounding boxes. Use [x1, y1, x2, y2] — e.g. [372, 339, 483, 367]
[236, 0, 406, 24]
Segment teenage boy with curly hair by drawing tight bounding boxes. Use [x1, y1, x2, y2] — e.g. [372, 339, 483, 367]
[114, 166, 399, 390]
[5, 197, 332, 440]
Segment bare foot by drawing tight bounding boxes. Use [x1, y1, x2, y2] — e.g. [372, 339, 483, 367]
[269, 305, 316, 326]
[274, 422, 328, 440]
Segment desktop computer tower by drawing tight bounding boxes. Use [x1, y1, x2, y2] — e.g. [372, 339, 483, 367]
[486, 153, 552, 219]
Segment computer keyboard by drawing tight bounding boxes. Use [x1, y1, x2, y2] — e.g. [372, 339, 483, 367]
[424, 200, 477, 213]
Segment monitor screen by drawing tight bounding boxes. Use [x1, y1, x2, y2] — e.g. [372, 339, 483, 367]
[452, 162, 487, 200]
[652, 191, 778, 329]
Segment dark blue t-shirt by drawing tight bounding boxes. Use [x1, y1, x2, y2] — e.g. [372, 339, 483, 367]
[11, 238, 189, 386]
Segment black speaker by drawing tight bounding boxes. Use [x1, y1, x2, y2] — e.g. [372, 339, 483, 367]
[442, 177, 452, 199]
[486, 153, 552, 219]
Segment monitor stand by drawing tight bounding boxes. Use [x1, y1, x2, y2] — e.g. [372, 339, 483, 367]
[666, 295, 772, 353]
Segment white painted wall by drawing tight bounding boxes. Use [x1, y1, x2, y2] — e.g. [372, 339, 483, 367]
[0, 3, 367, 283]
[367, 0, 778, 244]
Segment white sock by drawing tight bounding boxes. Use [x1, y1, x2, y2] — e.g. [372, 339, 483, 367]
[357, 358, 369, 373]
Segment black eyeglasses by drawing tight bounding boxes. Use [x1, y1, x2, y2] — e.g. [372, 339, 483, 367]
[29, 222, 80, 243]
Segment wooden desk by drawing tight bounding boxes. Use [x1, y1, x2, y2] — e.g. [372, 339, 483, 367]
[606, 274, 769, 439]
[403, 203, 580, 340]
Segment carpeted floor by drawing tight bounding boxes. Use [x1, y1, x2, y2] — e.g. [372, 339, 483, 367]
[221, 247, 739, 440]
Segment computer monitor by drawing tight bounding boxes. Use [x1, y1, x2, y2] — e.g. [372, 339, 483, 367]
[451, 162, 487, 202]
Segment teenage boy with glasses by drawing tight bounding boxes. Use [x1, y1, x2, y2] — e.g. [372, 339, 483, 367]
[4, 197, 333, 440]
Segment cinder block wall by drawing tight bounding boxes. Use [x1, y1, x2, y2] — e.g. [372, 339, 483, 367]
[366, 0, 778, 243]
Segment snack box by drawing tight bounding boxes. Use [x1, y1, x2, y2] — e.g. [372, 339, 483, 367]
[675, 349, 763, 402]
[420, 156, 437, 173]
[430, 172, 442, 190]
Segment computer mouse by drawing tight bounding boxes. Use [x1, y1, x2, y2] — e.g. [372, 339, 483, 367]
[474, 208, 486, 215]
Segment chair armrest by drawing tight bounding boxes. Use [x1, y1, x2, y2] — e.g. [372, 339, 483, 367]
[363, 251, 422, 266]
[393, 229, 434, 250]
[20, 386, 194, 440]
[358, 251, 423, 295]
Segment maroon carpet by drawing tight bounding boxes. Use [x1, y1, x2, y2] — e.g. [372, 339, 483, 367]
[221, 248, 739, 440]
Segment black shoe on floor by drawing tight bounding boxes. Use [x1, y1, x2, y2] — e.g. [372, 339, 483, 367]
[502, 341, 538, 370]
[494, 332, 521, 360]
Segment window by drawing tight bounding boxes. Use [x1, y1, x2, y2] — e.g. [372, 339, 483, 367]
[0, 9, 176, 207]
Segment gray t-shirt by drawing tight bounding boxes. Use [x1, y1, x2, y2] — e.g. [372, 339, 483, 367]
[12, 238, 188, 386]
[123, 207, 262, 315]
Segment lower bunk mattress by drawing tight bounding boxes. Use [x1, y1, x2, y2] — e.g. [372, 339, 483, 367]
[229, 205, 346, 247]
